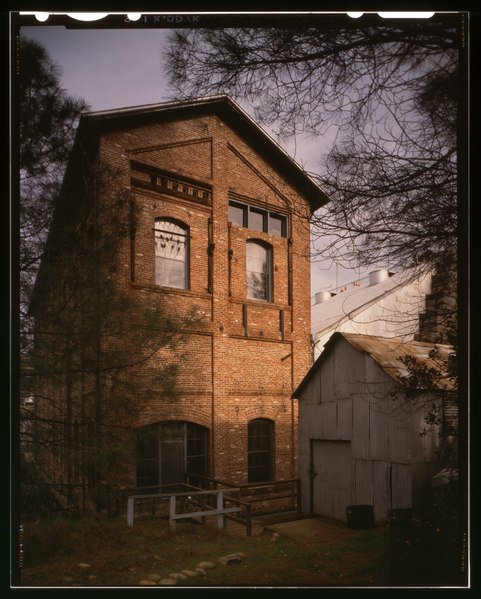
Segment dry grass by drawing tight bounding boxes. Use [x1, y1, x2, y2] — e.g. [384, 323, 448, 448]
[18, 513, 390, 588]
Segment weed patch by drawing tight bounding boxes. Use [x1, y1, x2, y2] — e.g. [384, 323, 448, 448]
[19, 514, 390, 587]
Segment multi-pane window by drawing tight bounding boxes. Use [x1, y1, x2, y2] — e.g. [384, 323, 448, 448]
[268, 213, 286, 237]
[228, 202, 246, 227]
[228, 200, 287, 237]
[154, 219, 189, 289]
[186, 426, 208, 477]
[249, 208, 266, 232]
[246, 240, 272, 302]
[248, 419, 274, 483]
[136, 421, 208, 487]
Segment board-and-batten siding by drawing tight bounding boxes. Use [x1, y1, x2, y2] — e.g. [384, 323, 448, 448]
[297, 336, 442, 522]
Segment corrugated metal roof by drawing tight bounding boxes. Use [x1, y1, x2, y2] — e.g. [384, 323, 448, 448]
[342, 333, 455, 391]
[293, 332, 456, 398]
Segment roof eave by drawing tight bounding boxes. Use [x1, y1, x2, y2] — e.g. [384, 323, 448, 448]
[79, 95, 330, 211]
[292, 331, 343, 399]
[293, 332, 456, 398]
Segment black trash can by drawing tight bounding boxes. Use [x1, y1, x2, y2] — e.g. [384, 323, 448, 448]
[346, 504, 375, 530]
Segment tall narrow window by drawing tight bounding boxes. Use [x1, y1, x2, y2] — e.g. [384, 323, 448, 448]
[155, 219, 189, 289]
[246, 240, 272, 302]
[248, 419, 274, 482]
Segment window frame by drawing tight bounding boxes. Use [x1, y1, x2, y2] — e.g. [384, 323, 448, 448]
[136, 423, 159, 488]
[228, 201, 248, 227]
[228, 199, 288, 238]
[268, 212, 288, 238]
[246, 239, 273, 302]
[249, 207, 267, 233]
[247, 418, 275, 483]
[154, 217, 190, 290]
[136, 421, 209, 487]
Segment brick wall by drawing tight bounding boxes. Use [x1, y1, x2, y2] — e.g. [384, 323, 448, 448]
[33, 108, 314, 498]
[93, 112, 313, 486]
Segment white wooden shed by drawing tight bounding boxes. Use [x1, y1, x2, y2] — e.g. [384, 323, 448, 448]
[293, 332, 455, 524]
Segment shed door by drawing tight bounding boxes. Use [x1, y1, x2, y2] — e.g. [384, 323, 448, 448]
[312, 440, 352, 522]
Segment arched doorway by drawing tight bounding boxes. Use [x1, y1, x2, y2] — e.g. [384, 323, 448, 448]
[136, 421, 208, 486]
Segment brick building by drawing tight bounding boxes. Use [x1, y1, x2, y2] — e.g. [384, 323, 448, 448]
[30, 96, 328, 505]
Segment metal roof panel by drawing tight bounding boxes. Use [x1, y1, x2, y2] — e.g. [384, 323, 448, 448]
[293, 331, 455, 398]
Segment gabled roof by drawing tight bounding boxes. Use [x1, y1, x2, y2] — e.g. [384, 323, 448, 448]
[311, 268, 425, 337]
[78, 95, 330, 212]
[293, 332, 455, 398]
[30, 95, 330, 315]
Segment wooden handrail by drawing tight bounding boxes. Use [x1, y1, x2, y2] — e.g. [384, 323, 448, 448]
[169, 492, 240, 531]
[185, 472, 299, 491]
[123, 476, 301, 536]
[127, 489, 241, 531]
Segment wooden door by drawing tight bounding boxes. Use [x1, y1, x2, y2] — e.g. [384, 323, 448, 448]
[312, 440, 352, 521]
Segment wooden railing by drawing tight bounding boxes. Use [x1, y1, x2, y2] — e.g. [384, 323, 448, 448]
[222, 495, 254, 536]
[184, 473, 301, 526]
[126, 489, 241, 532]
[107, 475, 301, 537]
[104, 482, 199, 516]
[185, 473, 300, 507]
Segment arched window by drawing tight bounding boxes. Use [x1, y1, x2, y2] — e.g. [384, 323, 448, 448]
[248, 418, 274, 482]
[246, 240, 272, 302]
[136, 421, 208, 487]
[154, 219, 189, 289]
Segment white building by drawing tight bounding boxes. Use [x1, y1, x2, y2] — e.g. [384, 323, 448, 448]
[311, 268, 432, 359]
[293, 332, 455, 524]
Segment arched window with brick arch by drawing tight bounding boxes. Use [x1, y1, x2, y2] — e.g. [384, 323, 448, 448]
[136, 421, 208, 487]
[246, 239, 272, 302]
[154, 218, 189, 289]
[248, 418, 275, 482]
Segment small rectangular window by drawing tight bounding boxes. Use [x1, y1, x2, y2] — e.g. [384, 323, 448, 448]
[229, 199, 287, 238]
[249, 208, 266, 232]
[228, 202, 246, 227]
[269, 213, 287, 237]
